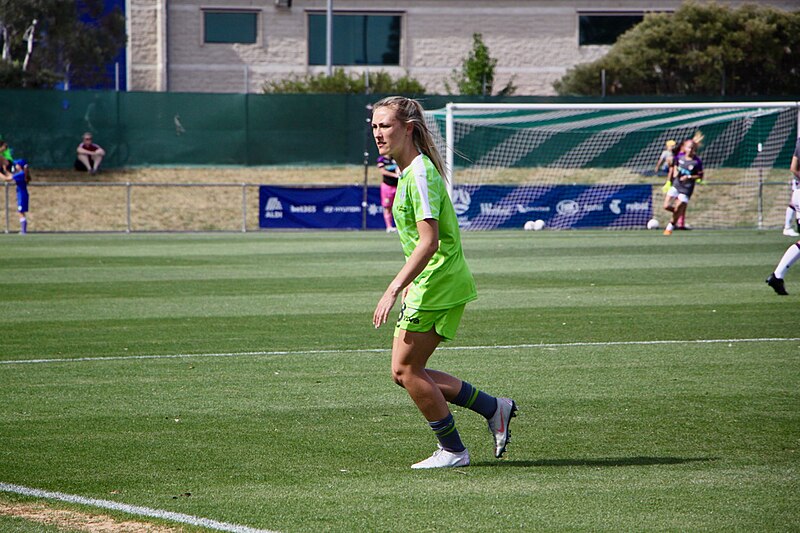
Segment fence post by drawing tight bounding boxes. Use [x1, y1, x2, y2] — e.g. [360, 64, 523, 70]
[126, 182, 132, 233]
[241, 184, 247, 232]
[757, 143, 763, 230]
[362, 103, 373, 230]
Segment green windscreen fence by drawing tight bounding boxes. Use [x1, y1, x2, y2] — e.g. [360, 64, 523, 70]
[1, 89, 796, 169]
[0, 89, 375, 168]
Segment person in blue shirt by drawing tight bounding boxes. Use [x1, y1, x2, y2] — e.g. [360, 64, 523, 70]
[2, 159, 31, 234]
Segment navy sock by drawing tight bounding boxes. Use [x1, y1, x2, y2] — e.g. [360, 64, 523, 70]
[429, 413, 465, 453]
[452, 381, 498, 419]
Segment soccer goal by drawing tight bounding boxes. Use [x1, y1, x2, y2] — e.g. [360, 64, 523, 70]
[426, 102, 799, 230]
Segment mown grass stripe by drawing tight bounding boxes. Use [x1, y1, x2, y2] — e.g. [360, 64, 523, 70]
[1, 337, 797, 366]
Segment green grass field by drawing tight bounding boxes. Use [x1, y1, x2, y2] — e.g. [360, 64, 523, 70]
[0, 229, 797, 532]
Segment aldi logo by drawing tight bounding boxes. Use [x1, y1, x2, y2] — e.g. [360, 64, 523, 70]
[265, 197, 283, 219]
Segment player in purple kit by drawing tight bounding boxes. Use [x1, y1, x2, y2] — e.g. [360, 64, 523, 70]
[1, 159, 31, 234]
[663, 137, 703, 235]
[377, 155, 399, 232]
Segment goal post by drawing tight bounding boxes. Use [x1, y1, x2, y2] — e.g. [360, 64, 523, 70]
[427, 101, 800, 230]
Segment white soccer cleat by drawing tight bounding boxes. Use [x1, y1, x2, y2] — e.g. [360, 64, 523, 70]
[783, 227, 799, 237]
[410, 447, 470, 469]
[488, 398, 518, 458]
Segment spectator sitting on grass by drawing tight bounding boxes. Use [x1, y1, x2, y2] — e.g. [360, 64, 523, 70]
[75, 132, 105, 175]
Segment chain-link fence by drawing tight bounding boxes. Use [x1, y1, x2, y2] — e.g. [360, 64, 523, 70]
[2, 180, 794, 233]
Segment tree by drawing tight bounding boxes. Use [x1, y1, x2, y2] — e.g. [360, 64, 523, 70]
[262, 68, 426, 94]
[554, 1, 800, 97]
[446, 33, 515, 96]
[0, 0, 126, 89]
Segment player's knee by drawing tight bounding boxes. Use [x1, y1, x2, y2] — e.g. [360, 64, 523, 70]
[391, 366, 407, 388]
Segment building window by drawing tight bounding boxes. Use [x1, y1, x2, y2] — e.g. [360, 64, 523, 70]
[308, 13, 401, 66]
[579, 13, 644, 45]
[204, 11, 258, 44]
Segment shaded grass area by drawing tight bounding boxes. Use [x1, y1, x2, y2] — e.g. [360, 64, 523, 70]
[0, 230, 797, 531]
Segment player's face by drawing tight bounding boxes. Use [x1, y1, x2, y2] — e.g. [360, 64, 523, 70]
[372, 107, 409, 159]
[684, 141, 696, 156]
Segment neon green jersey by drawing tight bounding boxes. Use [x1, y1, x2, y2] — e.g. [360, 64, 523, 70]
[393, 154, 477, 310]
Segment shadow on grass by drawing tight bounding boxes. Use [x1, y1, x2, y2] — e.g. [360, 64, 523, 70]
[473, 456, 718, 468]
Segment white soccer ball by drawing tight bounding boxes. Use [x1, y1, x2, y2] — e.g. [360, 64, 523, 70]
[532, 219, 546, 231]
[647, 218, 660, 230]
[523, 220, 535, 231]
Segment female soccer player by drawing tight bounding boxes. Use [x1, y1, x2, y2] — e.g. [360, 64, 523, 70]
[767, 186, 800, 295]
[782, 136, 800, 237]
[663, 136, 704, 235]
[1, 159, 30, 234]
[371, 96, 517, 469]
[766, 241, 800, 296]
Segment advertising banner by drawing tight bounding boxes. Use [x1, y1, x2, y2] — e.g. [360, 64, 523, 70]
[451, 184, 653, 230]
[259, 186, 385, 229]
[259, 184, 652, 230]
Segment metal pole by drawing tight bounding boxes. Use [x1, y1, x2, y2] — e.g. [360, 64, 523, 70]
[362, 103, 372, 230]
[601, 69, 606, 98]
[115, 62, 120, 91]
[757, 143, 763, 230]
[445, 102, 454, 198]
[126, 182, 131, 233]
[4, 182, 8, 233]
[241, 184, 247, 232]
[326, 0, 333, 76]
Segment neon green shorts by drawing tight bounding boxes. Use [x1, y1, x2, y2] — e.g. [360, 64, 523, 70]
[393, 303, 467, 342]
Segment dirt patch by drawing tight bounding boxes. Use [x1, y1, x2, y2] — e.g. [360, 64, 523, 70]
[0, 500, 190, 532]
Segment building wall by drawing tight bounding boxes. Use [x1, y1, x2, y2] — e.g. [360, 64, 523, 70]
[127, 0, 800, 95]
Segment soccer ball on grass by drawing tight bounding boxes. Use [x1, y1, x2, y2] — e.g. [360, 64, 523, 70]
[524, 219, 546, 231]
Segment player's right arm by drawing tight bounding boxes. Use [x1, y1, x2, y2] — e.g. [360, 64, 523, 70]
[373, 219, 439, 329]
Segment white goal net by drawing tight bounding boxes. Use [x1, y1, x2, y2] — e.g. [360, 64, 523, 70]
[426, 102, 799, 230]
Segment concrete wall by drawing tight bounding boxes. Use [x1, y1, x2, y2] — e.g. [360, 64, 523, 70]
[127, 0, 800, 95]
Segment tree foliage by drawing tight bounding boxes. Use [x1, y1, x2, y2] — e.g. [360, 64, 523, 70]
[262, 68, 426, 94]
[446, 33, 515, 96]
[0, 0, 126, 89]
[554, 1, 800, 96]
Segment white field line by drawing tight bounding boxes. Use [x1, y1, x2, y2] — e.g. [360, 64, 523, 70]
[0, 482, 277, 533]
[1, 337, 798, 366]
